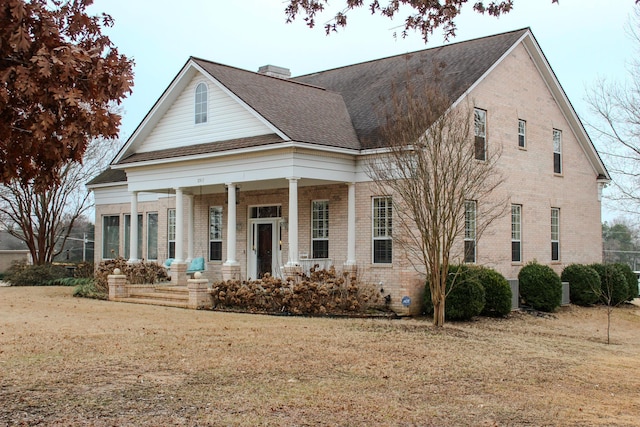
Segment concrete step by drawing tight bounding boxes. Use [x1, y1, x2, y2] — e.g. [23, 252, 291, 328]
[116, 297, 189, 309]
[129, 290, 189, 301]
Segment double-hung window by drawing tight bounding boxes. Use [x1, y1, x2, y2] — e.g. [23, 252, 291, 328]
[518, 119, 526, 148]
[168, 208, 176, 259]
[551, 208, 560, 261]
[553, 129, 562, 174]
[195, 82, 208, 124]
[511, 204, 522, 263]
[474, 108, 487, 161]
[372, 197, 392, 264]
[311, 200, 329, 259]
[464, 201, 477, 263]
[124, 214, 143, 260]
[147, 213, 158, 261]
[102, 215, 120, 259]
[209, 207, 223, 261]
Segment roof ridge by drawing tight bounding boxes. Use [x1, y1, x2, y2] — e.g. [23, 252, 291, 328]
[293, 27, 530, 79]
[190, 56, 328, 92]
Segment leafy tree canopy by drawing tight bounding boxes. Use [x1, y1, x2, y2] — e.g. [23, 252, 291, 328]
[284, 0, 564, 42]
[0, 0, 133, 189]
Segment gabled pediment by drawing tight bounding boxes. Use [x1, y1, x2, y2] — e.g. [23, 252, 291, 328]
[113, 59, 288, 164]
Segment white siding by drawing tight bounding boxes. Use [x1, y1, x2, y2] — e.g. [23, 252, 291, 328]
[137, 73, 274, 153]
[93, 186, 160, 205]
[124, 149, 357, 192]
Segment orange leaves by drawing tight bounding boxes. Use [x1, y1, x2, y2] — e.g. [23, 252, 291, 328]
[0, 0, 133, 189]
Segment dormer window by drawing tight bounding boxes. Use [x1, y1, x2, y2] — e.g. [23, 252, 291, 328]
[195, 82, 208, 124]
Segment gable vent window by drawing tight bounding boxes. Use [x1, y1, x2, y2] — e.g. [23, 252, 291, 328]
[195, 82, 208, 124]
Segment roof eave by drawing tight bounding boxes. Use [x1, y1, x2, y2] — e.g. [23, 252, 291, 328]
[112, 140, 361, 170]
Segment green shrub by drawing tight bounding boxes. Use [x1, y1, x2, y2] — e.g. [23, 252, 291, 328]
[518, 261, 562, 312]
[472, 266, 512, 317]
[561, 264, 600, 306]
[4, 262, 67, 286]
[590, 264, 629, 306]
[47, 277, 94, 287]
[424, 265, 485, 321]
[73, 280, 107, 300]
[612, 263, 638, 302]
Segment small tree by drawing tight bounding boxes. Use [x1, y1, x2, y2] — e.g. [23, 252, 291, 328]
[589, 263, 630, 344]
[366, 78, 505, 326]
[0, 138, 117, 264]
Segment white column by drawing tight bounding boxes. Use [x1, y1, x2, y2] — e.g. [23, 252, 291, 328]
[287, 177, 299, 266]
[346, 182, 356, 265]
[174, 188, 184, 263]
[224, 183, 238, 266]
[186, 195, 194, 262]
[128, 191, 139, 263]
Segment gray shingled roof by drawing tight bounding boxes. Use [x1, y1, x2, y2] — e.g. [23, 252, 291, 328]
[95, 29, 529, 185]
[294, 28, 528, 149]
[119, 134, 284, 164]
[193, 58, 361, 150]
[86, 168, 126, 186]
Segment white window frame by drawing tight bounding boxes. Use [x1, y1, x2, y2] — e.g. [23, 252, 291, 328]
[518, 119, 526, 148]
[372, 196, 393, 264]
[464, 200, 477, 263]
[474, 108, 487, 161]
[511, 204, 522, 263]
[195, 82, 208, 124]
[311, 200, 329, 259]
[551, 208, 560, 261]
[553, 129, 562, 174]
[102, 215, 120, 259]
[209, 206, 223, 261]
[168, 208, 176, 259]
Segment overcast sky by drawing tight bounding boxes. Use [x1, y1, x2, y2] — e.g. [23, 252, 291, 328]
[88, 0, 638, 219]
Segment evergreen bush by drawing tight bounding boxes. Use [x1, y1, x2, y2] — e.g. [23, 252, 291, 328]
[472, 266, 512, 317]
[424, 265, 485, 321]
[612, 263, 638, 302]
[4, 262, 67, 286]
[589, 263, 628, 306]
[560, 264, 600, 306]
[518, 261, 562, 312]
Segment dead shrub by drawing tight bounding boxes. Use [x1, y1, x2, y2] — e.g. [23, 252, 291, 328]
[94, 257, 170, 293]
[210, 265, 387, 315]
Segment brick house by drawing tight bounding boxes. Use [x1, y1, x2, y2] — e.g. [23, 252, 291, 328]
[88, 28, 610, 314]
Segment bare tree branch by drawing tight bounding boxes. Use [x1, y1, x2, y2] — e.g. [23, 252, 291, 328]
[365, 77, 505, 326]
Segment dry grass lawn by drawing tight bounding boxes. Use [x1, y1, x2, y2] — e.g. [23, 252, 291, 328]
[0, 286, 639, 426]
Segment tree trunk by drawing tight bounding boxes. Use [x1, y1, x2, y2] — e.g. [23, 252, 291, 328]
[433, 294, 445, 327]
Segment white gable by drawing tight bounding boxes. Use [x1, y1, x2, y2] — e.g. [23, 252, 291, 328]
[136, 72, 274, 153]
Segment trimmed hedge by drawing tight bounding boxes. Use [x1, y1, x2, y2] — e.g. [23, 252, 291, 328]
[425, 265, 485, 321]
[561, 264, 600, 306]
[518, 261, 562, 312]
[473, 266, 512, 317]
[590, 263, 628, 306]
[613, 263, 638, 302]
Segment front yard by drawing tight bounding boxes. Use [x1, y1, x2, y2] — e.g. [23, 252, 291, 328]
[0, 286, 638, 426]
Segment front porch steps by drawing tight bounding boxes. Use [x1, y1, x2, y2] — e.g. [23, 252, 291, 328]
[117, 285, 190, 309]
